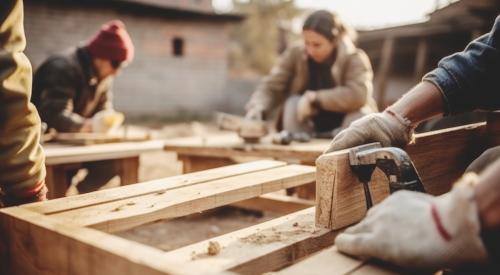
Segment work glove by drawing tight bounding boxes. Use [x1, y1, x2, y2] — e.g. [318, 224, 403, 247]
[324, 110, 413, 153]
[466, 146, 500, 174]
[335, 173, 488, 270]
[297, 91, 318, 123]
[91, 110, 125, 134]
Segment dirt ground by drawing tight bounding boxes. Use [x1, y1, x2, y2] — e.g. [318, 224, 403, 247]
[93, 121, 284, 252]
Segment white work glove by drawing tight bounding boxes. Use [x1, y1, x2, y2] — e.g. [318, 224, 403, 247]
[297, 91, 318, 123]
[324, 110, 413, 153]
[335, 173, 488, 270]
[91, 110, 125, 133]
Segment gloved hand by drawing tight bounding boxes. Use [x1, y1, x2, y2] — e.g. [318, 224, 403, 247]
[466, 146, 500, 174]
[335, 173, 488, 270]
[91, 110, 125, 134]
[324, 110, 413, 154]
[297, 91, 318, 123]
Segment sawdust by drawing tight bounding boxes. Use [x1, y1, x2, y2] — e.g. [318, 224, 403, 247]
[239, 222, 316, 245]
[207, 241, 221, 255]
[190, 241, 223, 260]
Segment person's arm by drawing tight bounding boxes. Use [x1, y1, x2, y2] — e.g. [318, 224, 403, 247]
[245, 46, 296, 118]
[316, 49, 373, 113]
[37, 59, 87, 132]
[424, 16, 500, 115]
[0, 0, 47, 206]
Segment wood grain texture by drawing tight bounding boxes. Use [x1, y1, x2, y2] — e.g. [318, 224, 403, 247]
[316, 122, 492, 229]
[48, 164, 315, 232]
[0, 207, 184, 275]
[44, 140, 164, 165]
[231, 193, 314, 214]
[24, 160, 287, 215]
[162, 208, 339, 275]
[276, 246, 366, 275]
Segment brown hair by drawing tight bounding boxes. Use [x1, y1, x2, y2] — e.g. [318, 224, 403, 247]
[302, 10, 356, 42]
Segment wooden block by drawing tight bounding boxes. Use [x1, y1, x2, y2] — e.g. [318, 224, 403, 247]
[316, 122, 490, 230]
[162, 207, 339, 274]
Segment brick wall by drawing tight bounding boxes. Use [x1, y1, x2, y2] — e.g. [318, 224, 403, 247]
[24, 1, 241, 120]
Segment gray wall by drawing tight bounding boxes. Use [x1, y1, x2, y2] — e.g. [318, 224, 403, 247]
[24, 1, 249, 120]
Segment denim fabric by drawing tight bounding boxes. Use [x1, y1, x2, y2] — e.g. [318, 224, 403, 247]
[423, 16, 500, 115]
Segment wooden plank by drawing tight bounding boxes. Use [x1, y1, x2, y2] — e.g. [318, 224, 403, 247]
[414, 38, 429, 81]
[316, 122, 488, 229]
[164, 134, 328, 163]
[276, 246, 365, 275]
[231, 193, 314, 214]
[375, 37, 395, 108]
[0, 207, 185, 275]
[53, 131, 151, 145]
[48, 164, 316, 232]
[162, 207, 339, 274]
[179, 155, 235, 173]
[44, 140, 164, 165]
[24, 160, 287, 215]
[45, 165, 70, 199]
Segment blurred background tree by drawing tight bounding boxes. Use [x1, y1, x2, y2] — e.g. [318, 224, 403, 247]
[228, 0, 303, 76]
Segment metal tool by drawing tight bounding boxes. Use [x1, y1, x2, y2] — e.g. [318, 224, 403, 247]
[349, 142, 426, 210]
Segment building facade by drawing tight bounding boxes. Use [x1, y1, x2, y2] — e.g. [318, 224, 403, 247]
[24, 0, 242, 120]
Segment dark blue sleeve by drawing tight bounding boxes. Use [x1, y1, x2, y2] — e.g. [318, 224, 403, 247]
[423, 16, 500, 115]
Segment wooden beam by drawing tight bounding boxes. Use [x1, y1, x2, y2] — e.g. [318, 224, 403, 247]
[24, 160, 287, 215]
[0, 207, 184, 275]
[162, 208, 339, 274]
[179, 154, 235, 173]
[316, 122, 490, 230]
[375, 37, 395, 109]
[48, 164, 315, 232]
[413, 38, 429, 81]
[231, 193, 314, 214]
[44, 140, 164, 165]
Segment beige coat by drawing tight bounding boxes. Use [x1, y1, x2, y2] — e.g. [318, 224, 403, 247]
[246, 37, 377, 119]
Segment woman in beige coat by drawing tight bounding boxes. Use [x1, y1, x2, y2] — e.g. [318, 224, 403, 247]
[245, 10, 377, 139]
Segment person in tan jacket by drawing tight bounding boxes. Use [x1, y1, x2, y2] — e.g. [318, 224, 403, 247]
[0, 0, 47, 206]
[245, 10, 377, 139]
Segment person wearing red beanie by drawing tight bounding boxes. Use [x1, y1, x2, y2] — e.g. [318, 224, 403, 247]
[31, 20, 135, 194]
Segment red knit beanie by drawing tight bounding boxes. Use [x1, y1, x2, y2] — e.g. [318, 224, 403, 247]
[86, 20, 134, 62]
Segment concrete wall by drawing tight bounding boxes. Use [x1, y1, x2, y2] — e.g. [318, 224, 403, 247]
[24, 1, 246, 120]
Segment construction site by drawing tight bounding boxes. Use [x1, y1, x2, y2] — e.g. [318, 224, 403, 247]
[1, 0, 500, 274]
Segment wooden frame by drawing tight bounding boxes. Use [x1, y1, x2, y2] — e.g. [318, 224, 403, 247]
[2, 116, 497, 274]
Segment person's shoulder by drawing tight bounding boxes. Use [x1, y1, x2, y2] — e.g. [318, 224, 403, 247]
[38, 48, 78, 72]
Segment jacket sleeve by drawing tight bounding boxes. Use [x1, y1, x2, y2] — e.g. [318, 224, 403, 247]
[0, 0, 46, 199]
[93, 82, 114, 114]
[246, 47, 296, 114]
[423, 16, 500, 115]
[316, 49, 373, 113]
[37, 58, 86, 132]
